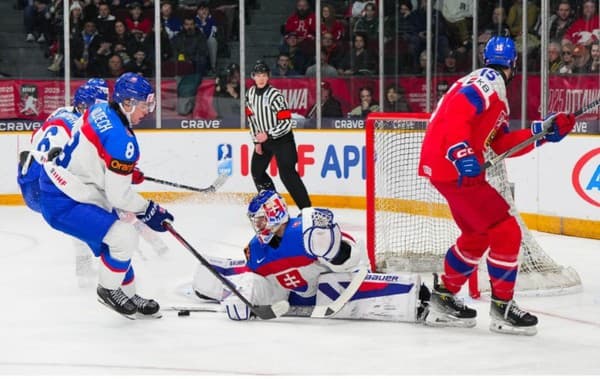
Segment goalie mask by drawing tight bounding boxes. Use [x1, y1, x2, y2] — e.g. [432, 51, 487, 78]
[247, 190, 289, 244]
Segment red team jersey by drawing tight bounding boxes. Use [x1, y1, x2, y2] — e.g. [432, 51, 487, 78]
[419, 67, 534, 182]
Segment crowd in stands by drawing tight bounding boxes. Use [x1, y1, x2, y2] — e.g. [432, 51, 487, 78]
[12, 0, 600, 119]
[19, 0, 244, 77]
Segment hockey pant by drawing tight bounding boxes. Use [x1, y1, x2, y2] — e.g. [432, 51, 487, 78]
[431, 180, 521, 301]
[192, 256, 424, 322]
[39, 179, 139, 294]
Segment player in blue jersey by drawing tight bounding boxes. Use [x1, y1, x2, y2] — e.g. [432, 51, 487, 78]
[37, 73, 173, 319]
[192, 190, 431, 322]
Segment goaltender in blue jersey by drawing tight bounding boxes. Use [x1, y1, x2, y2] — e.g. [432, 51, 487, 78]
[193, 190, 432, 322]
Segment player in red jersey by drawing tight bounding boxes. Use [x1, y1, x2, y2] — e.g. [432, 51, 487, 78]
[418, 36, 576, 336]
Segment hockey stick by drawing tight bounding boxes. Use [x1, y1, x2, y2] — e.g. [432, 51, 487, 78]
[145, 173, 228, 193]
[311, 266, 369, 318]
[163, 222, 289, 320]
[484, 97, 600, 169]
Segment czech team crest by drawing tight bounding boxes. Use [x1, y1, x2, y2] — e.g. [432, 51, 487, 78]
[217, 143, 232, 176]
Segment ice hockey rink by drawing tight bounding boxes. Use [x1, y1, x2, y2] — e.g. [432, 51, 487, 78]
[1, 199, 599, 376]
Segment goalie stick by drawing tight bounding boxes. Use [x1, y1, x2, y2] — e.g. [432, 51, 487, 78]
[145, 173, 228, 193]
[484, 96, 600, 169]
[311, 266, 369, 318]
[163, 222, 289, 320]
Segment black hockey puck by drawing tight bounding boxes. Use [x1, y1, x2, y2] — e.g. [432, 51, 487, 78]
[178, 310, 191, 316]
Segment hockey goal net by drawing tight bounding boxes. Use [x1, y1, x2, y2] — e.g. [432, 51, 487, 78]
[365, 112, 582, 296]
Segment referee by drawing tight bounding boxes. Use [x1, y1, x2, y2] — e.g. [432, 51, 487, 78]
[245, 60, 311, 209]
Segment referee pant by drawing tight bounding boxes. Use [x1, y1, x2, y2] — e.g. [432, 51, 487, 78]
[251, 132, 312, 209]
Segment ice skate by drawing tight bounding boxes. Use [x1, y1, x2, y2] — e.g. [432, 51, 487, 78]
[425, 273, 477, 328]
[131, 294, 162, 319]
[97, 285, 137, 319]
[489, 297, 538, 336]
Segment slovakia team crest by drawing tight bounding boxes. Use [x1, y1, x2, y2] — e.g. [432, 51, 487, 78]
[19, 84, 39, 117]
[572, 148, 600, 207]
[275, 269, 308, 292]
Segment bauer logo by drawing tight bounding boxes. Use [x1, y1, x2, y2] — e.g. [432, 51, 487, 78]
[572, 148, 600, 207]
[217, 143, 232, 176]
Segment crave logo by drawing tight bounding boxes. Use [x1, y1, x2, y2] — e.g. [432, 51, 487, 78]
[572, 148, 600, 207]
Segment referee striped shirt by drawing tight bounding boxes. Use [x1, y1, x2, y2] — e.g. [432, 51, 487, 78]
[245, 85, 292, 142]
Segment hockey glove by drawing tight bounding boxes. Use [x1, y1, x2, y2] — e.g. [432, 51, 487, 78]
[132, 166, 145, 185]
[137, 201, 174, 232]
[223, 295, 254, 321]
[446, 142, 481, 186]
[531, 112, 575, 145]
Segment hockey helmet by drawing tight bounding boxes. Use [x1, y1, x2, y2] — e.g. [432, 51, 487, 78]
[112, 73, 155, 112]
[247, 190, 289, 244]
[484, 36, 517, 70]
[86, 77, 109, 101]
[73, 84, 104, 113]
[251, 60, 270, 76]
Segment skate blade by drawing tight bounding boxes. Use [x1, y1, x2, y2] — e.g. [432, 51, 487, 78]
[135, 311, 163, 319]
[489, 320, 537, 336]
[424, 310, 476, 328]
[97, 298, 137, 320]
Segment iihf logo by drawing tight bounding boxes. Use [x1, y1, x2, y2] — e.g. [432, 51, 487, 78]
[572, 148, 600, 207]
[217, 143, 232, 176]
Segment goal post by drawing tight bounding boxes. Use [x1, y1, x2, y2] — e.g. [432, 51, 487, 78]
[365, 112, 582, 296]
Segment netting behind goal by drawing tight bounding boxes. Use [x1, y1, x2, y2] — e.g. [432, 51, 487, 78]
[365, 113, 581, 296]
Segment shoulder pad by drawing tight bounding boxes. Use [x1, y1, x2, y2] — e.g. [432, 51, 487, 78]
[461, 68, 508, 110]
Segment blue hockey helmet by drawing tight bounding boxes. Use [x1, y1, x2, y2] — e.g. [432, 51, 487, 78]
[73, 84, 104, 113]
[86, 77, 109, 101]
[112, 73, 155, 112]
[247, 190, 289, 244]
[484, 36, 517, 70]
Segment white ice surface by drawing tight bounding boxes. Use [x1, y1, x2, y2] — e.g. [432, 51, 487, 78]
[1, 200, 599, 375]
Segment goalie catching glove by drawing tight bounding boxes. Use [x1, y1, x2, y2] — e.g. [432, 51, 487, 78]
[531, 112, 576, 146]
[137, 200, 174, 232]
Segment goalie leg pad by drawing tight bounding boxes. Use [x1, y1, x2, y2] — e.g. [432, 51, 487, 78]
[192, 256, 249, 301]
[316, 272, 423, 323]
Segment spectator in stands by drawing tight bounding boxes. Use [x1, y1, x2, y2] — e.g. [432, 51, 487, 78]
[124, 48, 152, 76]
[572, 44, 592, 73]
[306, 81, 343, 118]
[143, 23, 173, 65]
[71, 20, 104, 77]
[124, 2, 152, 42]
[25, 0, 52, 43]
[95, 39, 114, 71]
[113, 42, 132, 66]
[83, 0, 101, 22]
[96, 2, 116, 41]
[354, 2, 378, 43]
[477, 30, 493, 67]
[417, 50, 427, 75]
[104, 53, 126, 77]
[589, 41, 600, 73]
[490, 6, 511, 37]
[559, 41, 576, 74]
[563, 0, 599, 46]
[321, 3, 344, 41]
[348, 86, 378, 118]
[161, 1, 182, 40]
[194, 2, 218, 75]
[271, 53, 300, 77]
[68, 1, 85, 40]
[413, 0, 448, 66]
[549, 0, 575, 41]
[548, 41, 563, 73]
[337, 32, 376, 76]
[213, 62, 241, 119]
[347, 0, 375, 29]
[284, 0, 316, 44]
[305, 48, 338, 77]
[111, 20, 141, 57]
[439, 0, 473, 53]
[322, 31, 344, 69]
[507, 1, 541, 56]
[382, 84, 411, 112]
[280, 32, 311, 75]
[171, 16, 209, 75]
[438, 49, 465, 74]
[112, 0, 152, 8]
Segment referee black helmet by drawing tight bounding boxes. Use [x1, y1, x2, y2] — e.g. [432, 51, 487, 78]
[252, 60, 270, 76]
